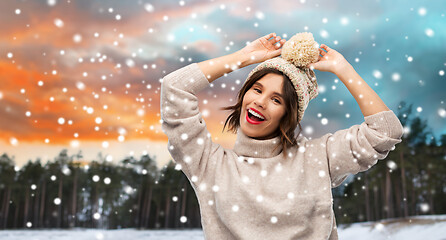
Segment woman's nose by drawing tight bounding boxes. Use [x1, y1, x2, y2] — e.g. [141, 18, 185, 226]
[254, 96, 267, 108]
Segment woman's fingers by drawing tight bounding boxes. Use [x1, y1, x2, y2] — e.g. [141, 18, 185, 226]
[264, 32, 275, 40]
[272, 39, 286, 49]
[320, 44, 331, 51]
[268, 36, 281, 45]
[262, 33, 286, 49]
[319, 48, 326, 56]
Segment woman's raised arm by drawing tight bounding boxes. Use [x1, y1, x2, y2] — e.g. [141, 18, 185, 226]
[197, 32, 286, 83]
[308, 44, 390, 117]
[306, 44, 403, 188]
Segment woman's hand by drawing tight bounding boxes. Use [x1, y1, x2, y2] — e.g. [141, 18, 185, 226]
[307, 44, 351, 75]
[238, 32, 286, 65]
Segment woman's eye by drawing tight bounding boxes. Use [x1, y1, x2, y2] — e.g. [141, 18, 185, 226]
[254, 88, 280, 104]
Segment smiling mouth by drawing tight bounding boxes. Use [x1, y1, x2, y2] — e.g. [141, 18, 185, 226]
[246, 110, 265, 124]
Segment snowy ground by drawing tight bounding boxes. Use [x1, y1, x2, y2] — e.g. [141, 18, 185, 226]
[1, 215, 445, 240]
[337, 214, 446, 240]
[0, 229, 204, 240]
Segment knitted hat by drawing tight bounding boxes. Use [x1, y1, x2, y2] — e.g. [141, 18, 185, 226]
[244, 32, 320, 123]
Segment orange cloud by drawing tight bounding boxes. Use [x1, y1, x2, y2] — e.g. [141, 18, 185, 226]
[0, 0, 248, 165]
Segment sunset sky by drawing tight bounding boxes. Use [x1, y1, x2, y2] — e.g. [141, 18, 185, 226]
[1, 0, 445, 168]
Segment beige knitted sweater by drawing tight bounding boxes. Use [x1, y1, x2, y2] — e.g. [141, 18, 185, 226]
[160, 63, 404, 240]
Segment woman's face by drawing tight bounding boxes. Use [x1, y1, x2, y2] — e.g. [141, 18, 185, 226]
[240, 73, 287, 140]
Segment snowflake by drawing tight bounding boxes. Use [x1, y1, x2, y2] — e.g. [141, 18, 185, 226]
[270, 216, 278, 223]
[232, 205, 239, 212]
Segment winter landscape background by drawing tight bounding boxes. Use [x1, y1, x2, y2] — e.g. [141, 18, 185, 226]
[1, 0, 445, 238]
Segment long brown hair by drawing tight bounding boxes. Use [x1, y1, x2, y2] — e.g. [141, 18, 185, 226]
[220, 68, 302, 158]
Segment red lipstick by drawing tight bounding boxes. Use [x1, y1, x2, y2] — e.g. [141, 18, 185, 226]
[246, 110, 264, 125]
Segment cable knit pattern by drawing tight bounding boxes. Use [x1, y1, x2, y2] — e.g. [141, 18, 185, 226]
[160, 62, 404, 240]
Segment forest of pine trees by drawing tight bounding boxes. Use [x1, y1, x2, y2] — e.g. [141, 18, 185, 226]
[1, 102, 445, 229]
[332, 102, 446, 223]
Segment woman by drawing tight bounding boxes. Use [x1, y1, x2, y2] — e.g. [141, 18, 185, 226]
[160, 32, 403, 239]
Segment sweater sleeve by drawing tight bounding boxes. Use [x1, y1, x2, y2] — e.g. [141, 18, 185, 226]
[160, 62, 219, 183]
[324, 110, 404, 188]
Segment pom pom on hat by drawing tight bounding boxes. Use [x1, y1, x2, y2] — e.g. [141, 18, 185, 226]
[281, 32, 319, 67]
[243, 32, 320, 124]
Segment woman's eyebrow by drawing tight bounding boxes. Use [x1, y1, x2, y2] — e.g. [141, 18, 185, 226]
[253, 82, 283, 98]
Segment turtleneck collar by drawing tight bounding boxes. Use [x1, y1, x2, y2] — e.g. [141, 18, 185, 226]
[233, 127, 283, 158]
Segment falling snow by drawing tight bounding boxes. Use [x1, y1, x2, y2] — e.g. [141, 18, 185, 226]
[10, 137, 18, 146]
[1, 2, 444, 237]
[54, 18, 64, 27]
